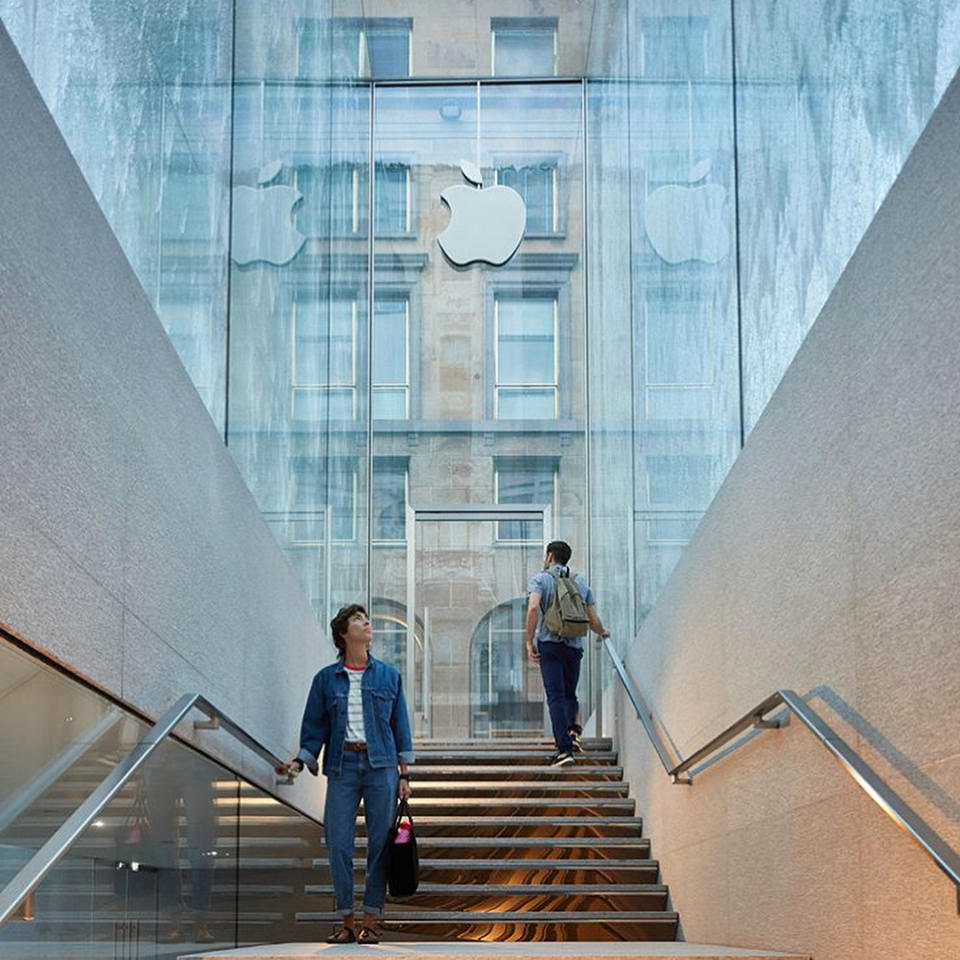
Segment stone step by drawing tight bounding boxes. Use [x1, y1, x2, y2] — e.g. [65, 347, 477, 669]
[304, 882, 670, 910]
[413, 738, 613, 750]
[409, 765, 623, 780]
[333, 836, 652, 856]
[369, 798, 637, 816]
[413, 780, 629, 797]
[412, 751, 618, 765]
[300, 858, 661, 884]
[347, 815, 644, 838]
[412, 858, 661, 882]
[295, 909, 679, 941]
[179, 944, 808, 959]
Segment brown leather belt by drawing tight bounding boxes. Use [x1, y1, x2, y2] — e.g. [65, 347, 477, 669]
[344, 741, 367, 752]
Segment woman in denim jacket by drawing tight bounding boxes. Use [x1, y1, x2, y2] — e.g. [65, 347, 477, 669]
[281, 603, 413, 944]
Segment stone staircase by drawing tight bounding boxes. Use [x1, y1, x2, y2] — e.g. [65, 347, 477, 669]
[0, 738, 811, 959]
[298, 737, 679, 941]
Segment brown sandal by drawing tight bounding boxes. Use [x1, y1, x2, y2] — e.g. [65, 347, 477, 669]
[326, 926, 356, 944]
[356, 926, 380, 944]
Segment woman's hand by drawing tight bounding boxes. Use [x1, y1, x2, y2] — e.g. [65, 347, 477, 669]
[277, 759, 303, 778]
[399, 777, 412, 800]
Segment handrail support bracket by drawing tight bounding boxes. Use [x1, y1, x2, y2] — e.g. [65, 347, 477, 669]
[194, 716, 220, 731]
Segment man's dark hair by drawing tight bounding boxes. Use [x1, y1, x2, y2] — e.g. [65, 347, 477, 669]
[329, 603, 367, 658]
[545, 540, 572, 566]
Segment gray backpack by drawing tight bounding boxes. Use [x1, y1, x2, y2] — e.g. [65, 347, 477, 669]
[544, 570, 590, 638]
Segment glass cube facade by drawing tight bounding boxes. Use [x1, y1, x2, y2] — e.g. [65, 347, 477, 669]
[3, 0, 960, 731]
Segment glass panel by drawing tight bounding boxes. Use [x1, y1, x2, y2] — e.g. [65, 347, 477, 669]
[228, 15, 371, 626]
[639, 15, 709, 79]
[588, 5, 740, 646]
[0, 735, 239, 960]
[0, 643, 139, 882]
[371, 84, 584, 694]
[0, 637, 327, 958]
[646, 387, 713, 421]
[645, 298, 713, 384]
[236, 779, 326, 948]
[413, 520, 544, 740]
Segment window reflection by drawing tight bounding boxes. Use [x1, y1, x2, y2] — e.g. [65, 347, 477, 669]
[373, 457, 408, 542]
[292, 297, 357, 421]
[470, 600, 543, 738]
[497, 162, 559, 235]
[495, 457, 557, 542]
[492, 18, 558, 77]
[373, 296, 410, 420]
[300, 17, 412, 80]
[495, 295, 559, 420]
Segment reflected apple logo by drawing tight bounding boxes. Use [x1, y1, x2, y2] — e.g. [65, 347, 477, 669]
[438, 160, 526, 267]
[230, 160, 306, 267]
[644, 159, 730, 264]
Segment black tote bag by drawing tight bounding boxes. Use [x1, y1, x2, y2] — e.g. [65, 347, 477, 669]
[386, 797, 419, 896]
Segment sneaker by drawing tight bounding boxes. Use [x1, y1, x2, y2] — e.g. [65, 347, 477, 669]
[568, 728, 583, 753]
[549, 750, 575, 767]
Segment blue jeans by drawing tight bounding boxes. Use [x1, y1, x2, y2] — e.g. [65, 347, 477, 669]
[323, 751, 398, 917]
[538, 641, 583, 752]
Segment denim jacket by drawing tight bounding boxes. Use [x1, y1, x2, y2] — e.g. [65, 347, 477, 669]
[295, 655, 414, 776]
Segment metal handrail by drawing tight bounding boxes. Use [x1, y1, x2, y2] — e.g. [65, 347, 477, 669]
[0, 692, 298, 927]
[598, 635, 960, 912]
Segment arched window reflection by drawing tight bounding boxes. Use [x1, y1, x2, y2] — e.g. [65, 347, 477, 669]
[470, 598, 544, 738]
[370, 597, 424, 716]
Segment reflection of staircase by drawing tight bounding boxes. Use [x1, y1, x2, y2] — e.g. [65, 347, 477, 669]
[0, 754, 324, 953]
[299, 738, 680, 941]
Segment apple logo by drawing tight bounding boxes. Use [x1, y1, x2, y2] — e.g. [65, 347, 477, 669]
[643, 159, 730, 264]
[437, 160, 526, 267]
[230, 160, 306, 266]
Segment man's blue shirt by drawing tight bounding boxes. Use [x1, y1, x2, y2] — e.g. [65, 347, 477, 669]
[296, 655, 414, 776]
[527, 563, 595, 650]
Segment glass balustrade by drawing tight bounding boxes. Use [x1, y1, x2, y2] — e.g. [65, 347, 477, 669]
[0, 636, 326, 958]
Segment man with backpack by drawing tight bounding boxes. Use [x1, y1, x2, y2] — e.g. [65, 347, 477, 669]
[526, 540, 609, 766]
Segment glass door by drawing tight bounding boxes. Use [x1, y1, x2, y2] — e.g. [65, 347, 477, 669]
[406, 505, 549, 741]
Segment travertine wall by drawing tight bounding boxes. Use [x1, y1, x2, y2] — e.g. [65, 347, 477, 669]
[607, 65, 960, 959]
[0, 25, 326, 817]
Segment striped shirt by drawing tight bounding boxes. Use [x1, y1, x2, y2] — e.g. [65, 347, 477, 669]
[345, 665, 366, 742]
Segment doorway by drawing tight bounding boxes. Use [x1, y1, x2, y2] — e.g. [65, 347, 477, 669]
[405, 504, 551, 740]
